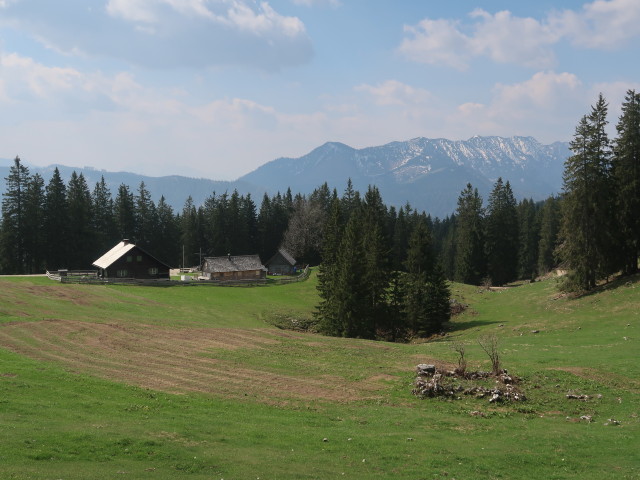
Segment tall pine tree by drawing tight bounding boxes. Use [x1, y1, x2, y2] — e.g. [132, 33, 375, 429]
[558, 94, 614, 291]
[0, 156, 30, 273]
[612, 89, 640, 274]
[43, 168, 69, 270]
[485, 178, 519, 286]
[454, 184, 486, 285]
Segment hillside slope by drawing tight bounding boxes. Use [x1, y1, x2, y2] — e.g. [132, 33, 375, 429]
[0, 274, 637, 478]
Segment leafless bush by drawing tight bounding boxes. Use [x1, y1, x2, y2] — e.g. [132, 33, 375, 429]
[478, 334, 501, 375]
[451, 341, 467, 375]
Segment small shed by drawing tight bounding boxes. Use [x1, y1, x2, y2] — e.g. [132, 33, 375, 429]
[201, 254, 266, 281]
[266, 248, 297, 275]
[93, 240, 171, 279]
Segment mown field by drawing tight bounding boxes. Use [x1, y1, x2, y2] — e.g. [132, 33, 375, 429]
[0, 272, 638, 479]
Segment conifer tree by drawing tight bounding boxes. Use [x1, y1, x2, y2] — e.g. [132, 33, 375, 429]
[242, 193, 258, 254]
[91, 176, 116, 254]
[485, 178, 519, 285]
[43, 167, 69, 270]
[155, 196, 179, 266]
[0, 156, 30, 273]
[402, 220, 451, 336]
[67, 172, 94, 268]
[332, 213, 368, 337]
[360, 186, 391, 336]
[537, 196, 560, 275]
[454, 183, 486, 285]
[180, 196, 199, 268]
[23, 173, 46, 273]
[114, 184, 135, 241]
[134, 181, 157, 248]
[516, 198, 539, 280]
[316, 197, 344, 335]
[558, 94, 614, 291]
[612, 89, 640, 275]
[403, 220, 434, 336]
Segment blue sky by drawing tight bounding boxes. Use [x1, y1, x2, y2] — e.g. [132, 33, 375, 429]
[1, 0, 639, 180]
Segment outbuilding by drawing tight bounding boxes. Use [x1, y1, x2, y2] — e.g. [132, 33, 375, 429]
[201, 254, 266, 281]
[265, 248, 297, 275]
[92, 239, 171, 280]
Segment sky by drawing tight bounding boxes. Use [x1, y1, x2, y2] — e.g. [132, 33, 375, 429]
[1, 0, 639, 180]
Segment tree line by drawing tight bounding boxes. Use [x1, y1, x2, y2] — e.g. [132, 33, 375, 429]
[556, 91, 640, 291]
[0, 163, 296, 274]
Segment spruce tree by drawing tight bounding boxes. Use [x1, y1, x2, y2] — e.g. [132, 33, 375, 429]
[332, 213, 367, 337]
[114, 184, 135, 241]
[516, 198, 539, 280]
[360, 186, 391, 337]
[23, 173, 46, 273]
[454, 184, 486, 285]
[155, 196, 180, 266]
[91, 177, 116, 254]
[537, 196, 560, 275]
[67, 172, 94, 269]
[0, 156, 30, 273]
[316, 197, 344, 335]
[612, 89, 640, 274]
[558, 94, 614, 291]
[402, 220, 451, 337]
[180, 196, 199, 268]
[43, 168, 69, 270]
[134, 181, 157, 248]
[403, 220, 434, 336]
[485, 178, 519, 285]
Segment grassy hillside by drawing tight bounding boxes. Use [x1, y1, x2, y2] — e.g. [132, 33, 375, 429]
[0, 273, 638, 479]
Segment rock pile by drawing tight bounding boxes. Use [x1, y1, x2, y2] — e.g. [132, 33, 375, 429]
[412, 364, 526, 403]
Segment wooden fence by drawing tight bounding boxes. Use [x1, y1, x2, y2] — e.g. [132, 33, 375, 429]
[46, 265, 311, 287]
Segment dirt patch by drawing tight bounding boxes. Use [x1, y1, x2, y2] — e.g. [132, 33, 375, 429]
[0, 319, 391, 403]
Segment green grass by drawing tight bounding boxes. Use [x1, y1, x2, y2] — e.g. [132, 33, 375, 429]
[0, 272, 638, 479]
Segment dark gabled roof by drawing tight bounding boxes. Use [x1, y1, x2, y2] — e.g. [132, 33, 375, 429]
[92, 240, 170, 269]
[202, 255, 266, 273]
[266, 248, 296, 267]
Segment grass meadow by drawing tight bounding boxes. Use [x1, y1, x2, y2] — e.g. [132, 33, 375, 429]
[0, 272, 638, 479]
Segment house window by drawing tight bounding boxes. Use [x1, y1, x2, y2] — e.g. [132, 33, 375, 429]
[126, 256, 132, 263]
[116, 269, 128, 277]
[148, 267, 158, 275]
[137, 255, 143, 262]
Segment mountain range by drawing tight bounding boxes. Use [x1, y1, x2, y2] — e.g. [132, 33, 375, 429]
[1, 136, 570, 218]
[239, 136, 570, 217]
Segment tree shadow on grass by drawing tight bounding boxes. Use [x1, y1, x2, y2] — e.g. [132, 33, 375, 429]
[576, 271, 640, 299]
[437, 318, 502, 341]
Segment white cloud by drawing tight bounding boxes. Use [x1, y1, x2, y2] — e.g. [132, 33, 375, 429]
[469, 9, 559, 68]
[446, 72, 586, 141]
[0, 0, 313, 70]
[291, 0, 341, 7]
[355, 80, 432, 107]
[551, 0, 640, 49]
[400, 0, 640, 69]
[399, 18, 471, 70]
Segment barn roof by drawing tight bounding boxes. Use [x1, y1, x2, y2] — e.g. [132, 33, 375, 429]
[202, 255, 266, 273]
[267, 248, 296, 266]
[92, 240, 170, 269]
[93, 241, 136, 269]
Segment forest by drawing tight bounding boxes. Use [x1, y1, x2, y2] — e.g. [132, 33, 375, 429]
[1, 91, 638, 337]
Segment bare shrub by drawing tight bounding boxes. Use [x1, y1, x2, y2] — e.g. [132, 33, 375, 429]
[478, 334, 501, 375]
[451, 341, 467, 375]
